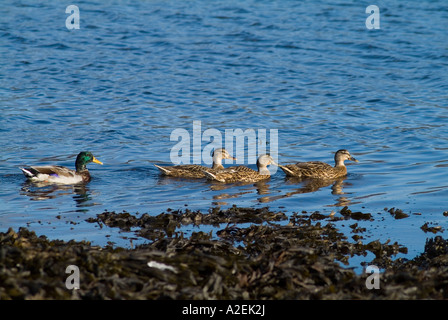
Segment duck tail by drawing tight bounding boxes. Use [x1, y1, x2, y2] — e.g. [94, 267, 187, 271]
[202, 170, 225, 182]
[20, 167, 37, 178]
[202, 169, 216, 180]
[154, 164, 171, 175]
[279, 165, 296, 177]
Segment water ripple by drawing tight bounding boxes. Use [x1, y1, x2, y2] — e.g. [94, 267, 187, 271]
[0, 0, 447, 261]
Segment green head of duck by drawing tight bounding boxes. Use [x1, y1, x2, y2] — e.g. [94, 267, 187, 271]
[75, 151, 103, 172]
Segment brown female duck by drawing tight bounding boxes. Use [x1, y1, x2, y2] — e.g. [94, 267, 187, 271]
[203, 154, 278, 183]
[154, 148, 236, 178]
[279, 149, 358, 179]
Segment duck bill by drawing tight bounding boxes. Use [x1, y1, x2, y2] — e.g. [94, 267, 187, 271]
[92, 157, 103, 165]
[350, 156, 358, 162]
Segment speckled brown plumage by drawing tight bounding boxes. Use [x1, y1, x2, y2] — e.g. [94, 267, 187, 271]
[279, 149, 358, 179]
[204, 154, 278, 183]
[154, 148, 236, 179]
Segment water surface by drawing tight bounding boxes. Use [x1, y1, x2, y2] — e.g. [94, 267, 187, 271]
[1, 0, 447, 268]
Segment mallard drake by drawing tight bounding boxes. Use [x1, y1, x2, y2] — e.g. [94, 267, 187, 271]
[154, 148, 236, 178]
[279, 149, 358, 179]
[20, 151, 103, 184]
[203, 154, 278, 183]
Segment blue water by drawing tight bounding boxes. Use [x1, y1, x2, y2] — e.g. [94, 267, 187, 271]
[1, 0, 447, 268]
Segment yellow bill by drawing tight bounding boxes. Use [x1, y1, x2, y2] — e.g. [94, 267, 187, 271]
[92, 157, 103, 165]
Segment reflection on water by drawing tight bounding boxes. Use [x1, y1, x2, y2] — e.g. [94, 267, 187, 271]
[204, 175, 354, 206]
[0, 0, 447, 264]
[20, 182, 93, 207]
[284, 177, 346, 195]
[210, 180, 271, 206]
[257, 177, 352, 205]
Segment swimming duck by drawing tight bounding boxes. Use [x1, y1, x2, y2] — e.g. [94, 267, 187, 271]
[279, 149, 358, 179]
[20, 151, 103, 184]
[154, 148, 236, 178]
[203, 154, 278, 183]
